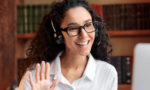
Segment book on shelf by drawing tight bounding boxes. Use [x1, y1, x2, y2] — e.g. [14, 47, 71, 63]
[103, 3, 150, 30]
[17, 3, 150, 35]
[38, 5, 42, 25]
[17, 4, 51, 34]
[122, 56, 131, 84]
[24, 5, 28, 33]
[17, 5, 24, 34]
[17, 5, 21, 33]
[136, 3, 141, 30]
[33, 5, 39, 33]
[131, 4, 137, 30]
[109, 56, 132, 84]
[28, 5, 33, 33]
[113, 5, 117, 30]
[110, 56, 122, 84]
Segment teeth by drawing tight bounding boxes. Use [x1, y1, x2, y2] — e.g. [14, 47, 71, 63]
[76, 41, 88, 45]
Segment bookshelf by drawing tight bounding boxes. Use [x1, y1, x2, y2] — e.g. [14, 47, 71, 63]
[16, 0, 150, 90]
[17, 33, 36, 39]
[118, 85, 131, 89]
[108, 30, 150, 37]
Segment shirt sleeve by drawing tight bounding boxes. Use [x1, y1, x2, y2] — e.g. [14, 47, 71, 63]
[107, 65, 118, 90]
[19, 71, 32, 90]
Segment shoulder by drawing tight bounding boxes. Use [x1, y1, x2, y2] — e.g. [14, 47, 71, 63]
[95, 59, 116, 70]
[95, 59, 117, 76]
[19, 64, 37, 90]
[94, 60, 118, 89]
[93, 59, 118, 86]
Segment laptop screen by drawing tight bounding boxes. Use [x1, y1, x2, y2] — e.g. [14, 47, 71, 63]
[132, 43, 150, 90]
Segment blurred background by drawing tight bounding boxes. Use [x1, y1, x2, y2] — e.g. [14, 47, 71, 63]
[0, 0, 150, 90]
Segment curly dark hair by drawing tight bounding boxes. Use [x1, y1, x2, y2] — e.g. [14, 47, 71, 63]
[19, 0, 112, 83]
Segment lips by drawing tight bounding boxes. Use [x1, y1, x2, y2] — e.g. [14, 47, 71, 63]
[76, 41, 89, 45]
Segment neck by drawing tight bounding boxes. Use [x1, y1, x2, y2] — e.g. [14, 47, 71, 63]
[60, 51, 88, 70]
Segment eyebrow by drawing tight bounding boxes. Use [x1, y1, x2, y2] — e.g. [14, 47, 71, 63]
[67, 19, 92, 26]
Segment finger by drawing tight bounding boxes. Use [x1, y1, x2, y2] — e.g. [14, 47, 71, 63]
[50, 78, 60, 90]
[35, 63, 40, 83]
[40, 61, 45, 80]
[45, 62, 50, 80]
[29, 72, 35, 87]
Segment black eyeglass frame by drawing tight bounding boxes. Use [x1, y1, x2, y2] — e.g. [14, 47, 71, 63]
[60, 21, 99, 37]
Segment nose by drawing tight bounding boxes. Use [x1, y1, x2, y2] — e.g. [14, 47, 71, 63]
[79, 27, 88, 38]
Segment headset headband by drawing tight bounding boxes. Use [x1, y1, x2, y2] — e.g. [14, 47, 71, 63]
[51, 20, 56, 33]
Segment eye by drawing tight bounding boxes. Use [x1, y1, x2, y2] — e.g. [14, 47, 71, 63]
[68, 26, 78, 31]
[85, 23, 92, 27]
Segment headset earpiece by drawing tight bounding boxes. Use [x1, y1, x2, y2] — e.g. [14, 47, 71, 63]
[95, 29, 99, 37]
[95, 29, 101, 46]
[55, 32, 64, 44]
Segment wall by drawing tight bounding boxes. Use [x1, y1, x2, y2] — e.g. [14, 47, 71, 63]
[110, 36, 150, 56]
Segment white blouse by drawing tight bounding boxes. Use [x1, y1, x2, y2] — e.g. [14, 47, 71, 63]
[19, 52, 118, 90]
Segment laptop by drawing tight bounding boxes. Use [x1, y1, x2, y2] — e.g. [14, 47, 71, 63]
[132, 43, 150, 90]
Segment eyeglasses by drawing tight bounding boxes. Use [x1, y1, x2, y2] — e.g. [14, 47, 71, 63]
[60, 21, 99, 37]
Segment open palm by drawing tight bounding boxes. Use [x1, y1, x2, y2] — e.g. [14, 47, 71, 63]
[29, 61, 60, 90]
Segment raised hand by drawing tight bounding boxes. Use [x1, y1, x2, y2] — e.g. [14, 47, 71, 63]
[29, 61, 60, 90]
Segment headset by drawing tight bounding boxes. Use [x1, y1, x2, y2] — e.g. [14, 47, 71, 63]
[51, 20, 64, 44]
[94, 29, 101, 46]
[51, 20, 101, 45]
[94, 22, 102, 46]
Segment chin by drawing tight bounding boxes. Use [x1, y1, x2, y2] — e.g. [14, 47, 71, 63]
[78, 50, 90, 56]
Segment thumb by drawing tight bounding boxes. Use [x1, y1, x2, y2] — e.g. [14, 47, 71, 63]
[50, 78, 60, 90]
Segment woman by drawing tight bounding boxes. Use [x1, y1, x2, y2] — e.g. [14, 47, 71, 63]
[19, 0, 117, 90]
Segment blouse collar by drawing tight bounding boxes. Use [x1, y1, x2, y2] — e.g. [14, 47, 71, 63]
[50, 52, 96, 82]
